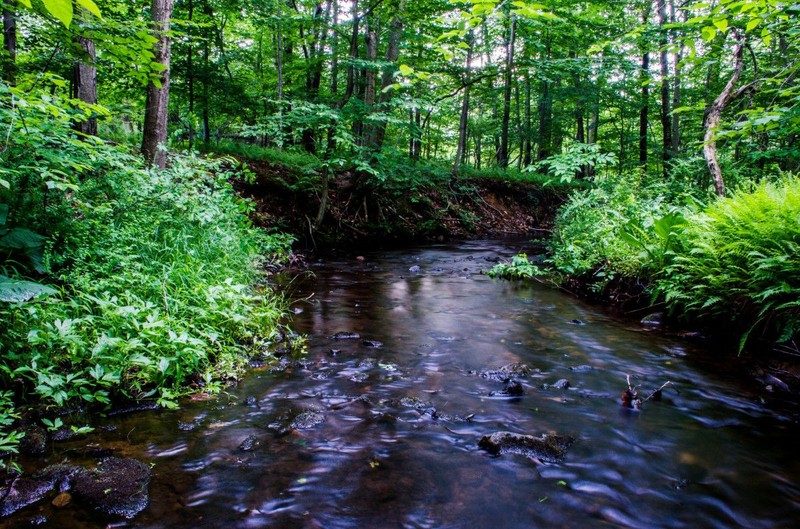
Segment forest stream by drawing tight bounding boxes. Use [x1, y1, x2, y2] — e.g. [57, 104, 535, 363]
[4, 239, 800, 529]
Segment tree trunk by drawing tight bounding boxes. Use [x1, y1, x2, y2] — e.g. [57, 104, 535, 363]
[361, 20, 378, 147]
[537, 79, 552, 161]
[497, 17, 516, 168]
[330, 0, 339, 95]
[523, 70, 532, 166]
[670, 0, 683, 153]
[187, 0, 195, 148]
[142, 0, 175, 170]
[2, 1, 15, 84]
[372, 0, 405, 150]
[639, 51, 649, 168]
[73, 34, 98, 137]
[656, 0, 672, 174]
[453, 30, 474, 177]
[704, 32, 745, 197]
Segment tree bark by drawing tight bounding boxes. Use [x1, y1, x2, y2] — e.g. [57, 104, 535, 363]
[670, 0, 683, 153]
[371, 0, 405, 149]
[497, 17, 516, 168]
[142, 0, 175, 170]
[639, 50, 649, 168]
[2, 1, 15, 84]
[656, 0, 672, 173]
[73, 33, 98, 137]
[453, 30, 474, 177]
[704, 32, 745, 197]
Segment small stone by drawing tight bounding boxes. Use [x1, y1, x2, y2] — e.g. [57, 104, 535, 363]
[238, 435, 261, 452]
[52, 492, 72, 508]
[331, 332, 361, 340]
[362, 340, 383, 348]
[551, 379, 570, 390]
[408, 265, 421, 273]
[504, 380, 525, 396]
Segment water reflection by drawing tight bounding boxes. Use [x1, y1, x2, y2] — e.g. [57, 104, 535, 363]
[5, 240, 800, 529]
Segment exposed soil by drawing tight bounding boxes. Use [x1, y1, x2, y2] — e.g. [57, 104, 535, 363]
[233, 158, 567, 250]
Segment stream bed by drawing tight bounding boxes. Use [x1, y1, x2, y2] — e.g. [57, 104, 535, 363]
[4, 240, 800, 528]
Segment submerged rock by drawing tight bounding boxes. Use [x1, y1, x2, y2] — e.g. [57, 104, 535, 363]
[480, 362, 534, 383]
[361, 340, 383, 348]
[0, 475, 56, 517]
[269, 410, 326, 435]
[550, 379, 571, 390]
[331, 332, 361, 340]
[72, 457, 152, 519]
[478, 432, 575, 463]
[238, 435, 261, 452]
[408, 265, 421, 273]
[491, 379, 525, 397]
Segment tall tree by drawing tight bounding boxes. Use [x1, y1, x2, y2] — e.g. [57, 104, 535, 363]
[704, 31, 745, 197]
[142, 0, 175, 169]
[73, 10, 98, 137]
[497, 15, 516, 168]
[2, 0, 16, 84]
[453, 30, 475, 176]
[656, 0, 672, 173]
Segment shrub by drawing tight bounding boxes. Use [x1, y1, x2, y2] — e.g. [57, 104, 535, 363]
[548, 173, 691, 285]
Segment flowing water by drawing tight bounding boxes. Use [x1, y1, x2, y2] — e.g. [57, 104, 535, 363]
[6, 240, 800, 528]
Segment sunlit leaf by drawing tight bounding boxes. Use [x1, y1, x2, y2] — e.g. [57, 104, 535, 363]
[76, 0, 102, 19]
[41, 0, 73, 27]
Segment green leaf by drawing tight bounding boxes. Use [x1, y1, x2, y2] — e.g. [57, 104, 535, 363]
[398, 64, 414, 76]
[0, 275, 58, 303]
[76, 0, 102, 19]
[41, 0, 73, 27]
[0, 227, 46, 249]
[0, 204, 7, 225]
[701, 26, 717, 41]
[17, 0, 31, 7]
[745, 18, 760, 32]
[712, 18, 728, 32]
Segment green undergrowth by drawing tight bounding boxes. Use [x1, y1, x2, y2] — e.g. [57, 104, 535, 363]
[491, 172, 800, 353]
[660, 177, 800, 351]
[1, 86, 296, 465]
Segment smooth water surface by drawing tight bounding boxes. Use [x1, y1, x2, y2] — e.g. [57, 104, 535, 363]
[6, 240, 800, 528]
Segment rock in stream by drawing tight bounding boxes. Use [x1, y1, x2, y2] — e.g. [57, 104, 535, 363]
[478, 431, 575, 463]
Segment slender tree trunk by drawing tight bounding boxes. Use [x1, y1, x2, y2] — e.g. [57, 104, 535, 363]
[372, 0, 405, 149]
[2, 1, 15, 84]
[142, 0, 175, 170]
[497, 17, 516, 168]
[670, 0, 683, 153]
[538, 79, 552, 161]
[523, 70, 532, 166]
[361, 20, 378, 147]
[453, 30, 474, 177]
[639, 51, 650, 168]
[73, 33, 98, 137]
[704, 32, 745, 197]
[330, 0, 339, 95]
[187, 0, 195, 148]
[656, 0, 672, 174]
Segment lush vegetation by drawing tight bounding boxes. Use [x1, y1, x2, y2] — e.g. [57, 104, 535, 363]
[0, 3, 294, 463]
